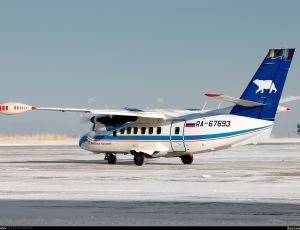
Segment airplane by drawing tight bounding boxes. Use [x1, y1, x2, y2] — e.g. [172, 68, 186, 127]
[0, 48, 297, 166]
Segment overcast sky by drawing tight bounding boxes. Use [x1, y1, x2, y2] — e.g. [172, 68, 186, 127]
[1, 0, 300, 137]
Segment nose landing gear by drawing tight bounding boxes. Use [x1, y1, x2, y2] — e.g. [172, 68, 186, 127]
[180, 153, 193, 164]
[105, 153, 117, 164]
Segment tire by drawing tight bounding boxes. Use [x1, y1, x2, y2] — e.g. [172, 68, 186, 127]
[134, 153, 145, 166]
[107, 154, 117, 164]
[180, 153, 193, 164]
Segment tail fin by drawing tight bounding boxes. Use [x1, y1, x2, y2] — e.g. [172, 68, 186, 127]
[230, 48, 295, 121]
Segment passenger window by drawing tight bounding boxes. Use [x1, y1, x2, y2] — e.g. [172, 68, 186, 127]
[141, 127, 146, 135]
[113, 131, 117, 136]
[120, 128, 125, 134]
[175, 127, 180, 135]
[134, 127, 138, 134]
[149, 127, 153, 134]
[127, 127, 131, 134]
[157, 127, 162, 135]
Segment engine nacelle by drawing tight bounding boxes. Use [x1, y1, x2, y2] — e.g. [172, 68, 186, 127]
[92, 114, 138, 131]
[0, 102, 36, 115]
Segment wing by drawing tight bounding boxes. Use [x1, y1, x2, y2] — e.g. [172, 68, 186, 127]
[0, 102, 169, 119]
[37, 107, 168, 119]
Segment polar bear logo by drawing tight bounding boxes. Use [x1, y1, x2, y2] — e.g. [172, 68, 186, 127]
[253, 79, 277, 94]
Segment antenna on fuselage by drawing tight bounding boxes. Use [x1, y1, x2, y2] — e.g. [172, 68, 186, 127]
[201, 101, 207, 112]
[217, 101, 223, 109]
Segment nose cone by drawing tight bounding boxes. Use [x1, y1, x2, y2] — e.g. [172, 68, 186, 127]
[79, 134, 88, 148]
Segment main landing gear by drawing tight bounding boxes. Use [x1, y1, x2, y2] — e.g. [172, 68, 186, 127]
[103, 152, 192, 166]
[105, 153, 117, 164]
[133, 152, 145, 166]
[180, 153, 194, 164]
[104, 152, 146, 166]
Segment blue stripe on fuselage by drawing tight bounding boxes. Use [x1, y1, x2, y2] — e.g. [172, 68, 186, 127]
[87, 125, 271, 142]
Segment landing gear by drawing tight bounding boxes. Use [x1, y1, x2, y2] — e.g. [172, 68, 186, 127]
[105, 153, 117, 164]
[134, 153, 145, 166]
[180, 153, 193, 164]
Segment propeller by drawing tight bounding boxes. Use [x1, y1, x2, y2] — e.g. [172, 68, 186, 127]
[79, 97, 97, 124]
[79, 113, 94, 124]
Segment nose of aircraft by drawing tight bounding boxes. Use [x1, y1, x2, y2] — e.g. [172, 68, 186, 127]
[79, 134, 88, 148]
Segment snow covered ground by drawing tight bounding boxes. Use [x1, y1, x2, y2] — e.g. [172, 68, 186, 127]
[0, 144, 299, 203]
[0, 144, 299, 225]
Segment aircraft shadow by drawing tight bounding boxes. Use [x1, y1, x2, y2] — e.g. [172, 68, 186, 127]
[0, 159, 190, 166]
[0, 159, 130, 165]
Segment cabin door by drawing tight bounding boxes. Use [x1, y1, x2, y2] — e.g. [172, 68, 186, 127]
[170, 120, 186, 152]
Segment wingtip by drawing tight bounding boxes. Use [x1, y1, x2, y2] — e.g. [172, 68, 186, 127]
[205, 93, 221, 97]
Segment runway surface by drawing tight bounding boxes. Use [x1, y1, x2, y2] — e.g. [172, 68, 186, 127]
[0, 143, 300, 225]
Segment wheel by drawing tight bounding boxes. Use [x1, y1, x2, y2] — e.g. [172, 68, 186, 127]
[107, 153, 117, 164]
[134, 153, 145, 166]
[180, 153, 193, 164]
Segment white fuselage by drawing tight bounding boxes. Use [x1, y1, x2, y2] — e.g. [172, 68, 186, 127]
[79, 110, 273, 158]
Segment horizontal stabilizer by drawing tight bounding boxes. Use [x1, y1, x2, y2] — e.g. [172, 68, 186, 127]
[279, 96, 300, 104]
[205, 93, 265, 107]
[277, 105, 291, 113]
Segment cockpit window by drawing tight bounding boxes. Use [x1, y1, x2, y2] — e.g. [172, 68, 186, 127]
[127, 127, 131, 134]
[113, 131, 117, 136]
[134, 127, 138, 134]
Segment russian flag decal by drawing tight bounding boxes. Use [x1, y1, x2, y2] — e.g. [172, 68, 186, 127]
[186, 123, 196, 127]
